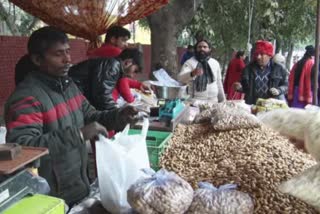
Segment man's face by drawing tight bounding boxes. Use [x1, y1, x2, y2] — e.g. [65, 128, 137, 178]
[35, 42, 71, 77]
[256, 53, 271, 68]
[111, 36, 129, 49]
[196, 41, 211, 57]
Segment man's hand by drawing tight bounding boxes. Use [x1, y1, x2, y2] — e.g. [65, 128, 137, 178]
[233, 82, 242, 91]
[191, 68, 203, 77]
[119, 105, 139, 126]
[80, 122, 108, 141]
[269, 87, 280, 96]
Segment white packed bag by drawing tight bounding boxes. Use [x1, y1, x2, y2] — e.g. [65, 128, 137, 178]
[96, 118, 150, 214]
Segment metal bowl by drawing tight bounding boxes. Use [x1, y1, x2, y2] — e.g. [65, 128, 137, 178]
[151, 83, 187, 99]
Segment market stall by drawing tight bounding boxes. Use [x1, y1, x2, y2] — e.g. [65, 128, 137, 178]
[70, 99, 320, 213]
[3, 0, 320, 213]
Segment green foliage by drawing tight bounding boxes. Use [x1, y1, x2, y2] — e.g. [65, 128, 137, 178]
[182, 0, 316, 60]
[0, 0, 38, 35]
[138, 18, 149, 30]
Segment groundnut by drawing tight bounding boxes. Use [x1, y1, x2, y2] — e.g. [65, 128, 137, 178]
[160, 124, 318, 214]
[194, 103, 260, 131]
[127, 170, 193, 214]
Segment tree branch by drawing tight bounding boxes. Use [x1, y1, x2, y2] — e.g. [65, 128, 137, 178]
[25, 17, 40, 35]
[0, 1, 20, 35]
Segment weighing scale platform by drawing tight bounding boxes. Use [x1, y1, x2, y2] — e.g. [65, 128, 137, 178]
[133, 106, 189, 132]
[0, 146, 49, 212]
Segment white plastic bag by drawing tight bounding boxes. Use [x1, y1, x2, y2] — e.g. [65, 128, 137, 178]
[96, 118, 150, 214]
[257, 108, 314, 141]
[279, 163, 320, 211]
[187, 182, 254, 214]
[127, 169, 194, 214]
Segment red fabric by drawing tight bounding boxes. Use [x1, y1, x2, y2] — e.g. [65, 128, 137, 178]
[223, 58, 246, 100]
[254, 40, 274, 57]
[87, 44, 122, 58]
[112, 77, 142, 103]
[8, 94, 85, 129]
[288, 58, 314, 104]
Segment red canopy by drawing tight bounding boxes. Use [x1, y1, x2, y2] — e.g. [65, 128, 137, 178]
[10, 0, 169, 45]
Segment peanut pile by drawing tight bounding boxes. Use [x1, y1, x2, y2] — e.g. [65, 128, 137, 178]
[160, 124, 318, 213]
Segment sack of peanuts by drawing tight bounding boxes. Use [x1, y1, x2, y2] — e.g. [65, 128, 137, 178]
[258, 108, 320, 160]
[279, 163, 320, 211]
[127, 169, 193, 214]
[194, 103, 260, 131]
[304, 111, 320, 161]
[257, 108, 314, 141]
[187, 182, 254, 214]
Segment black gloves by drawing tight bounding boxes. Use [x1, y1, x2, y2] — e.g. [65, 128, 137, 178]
[117, 105, 139, 130]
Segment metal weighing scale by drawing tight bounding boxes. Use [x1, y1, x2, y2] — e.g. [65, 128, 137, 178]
[0, 145, 53, 213]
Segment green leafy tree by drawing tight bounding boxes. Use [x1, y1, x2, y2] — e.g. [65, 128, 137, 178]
[186, 0, 316, 70]
[186, 0, 249, 74]
[0, 0, 39, 35]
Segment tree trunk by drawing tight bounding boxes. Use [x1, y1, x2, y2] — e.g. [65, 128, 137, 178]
[275, 39, 282, 53]
[0, 2, 20, 35]
[147, 0, 202, 78]
[286, 43, 294, 70]
[148, 9, 178, 78]
[221, 50, 228, 80]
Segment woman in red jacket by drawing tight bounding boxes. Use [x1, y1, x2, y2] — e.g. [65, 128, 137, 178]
[112, 64, 149, 103]
[224, 51, 246, 100]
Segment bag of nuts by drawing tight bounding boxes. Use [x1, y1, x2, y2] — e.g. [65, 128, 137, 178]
[279, 163, 320, 211]
[127, 169, 194, 214]
[304, 111, 320, 161]
[187, 182, 254, 214]
[257, 108, 315, 141]
[194, 103, 260, 131]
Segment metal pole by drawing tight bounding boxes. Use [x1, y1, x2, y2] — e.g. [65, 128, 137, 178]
[314, 0, 320, 105]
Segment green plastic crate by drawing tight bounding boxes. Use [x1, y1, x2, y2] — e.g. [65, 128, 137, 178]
[128, 129, 172, 171]
[4, 194, 64, 214]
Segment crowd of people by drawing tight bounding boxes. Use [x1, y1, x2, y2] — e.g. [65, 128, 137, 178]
[180, 39, 316, 108]
[4, 24, 317, 209]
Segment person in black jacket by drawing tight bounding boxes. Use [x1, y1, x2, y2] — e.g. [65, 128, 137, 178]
[234, 40, 288, 104]
[5, 26, 138, 206]
[69, 48, 143, 111]
[15, 54, 37, 86]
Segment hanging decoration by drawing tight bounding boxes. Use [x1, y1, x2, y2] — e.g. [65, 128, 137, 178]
[9, 0, 169, 46]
